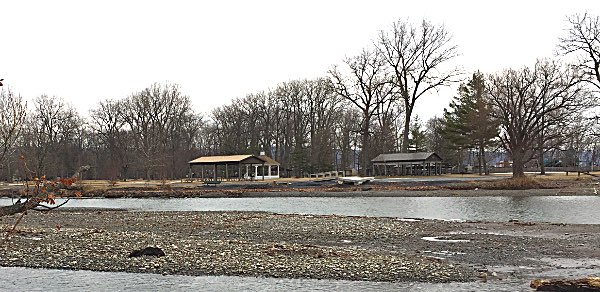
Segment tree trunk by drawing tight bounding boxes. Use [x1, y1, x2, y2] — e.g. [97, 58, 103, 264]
[539, 147, 546, 175]
[538, 128, 546, 175]
[592, 145, 598, 172]
[482, 147, 488, 175]
[457, 149, 464, 174]
[512, 153, 526, 178]
[0, 202, 27, 217]
[401, 105, 412, 153]
[478, 145, 484, 175]
[361, 119, 370, 176]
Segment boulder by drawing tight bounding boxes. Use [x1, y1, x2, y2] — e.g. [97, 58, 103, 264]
[129, 247, 165, 257]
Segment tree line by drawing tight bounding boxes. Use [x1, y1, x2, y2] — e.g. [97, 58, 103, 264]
[1, 13, 599, 180]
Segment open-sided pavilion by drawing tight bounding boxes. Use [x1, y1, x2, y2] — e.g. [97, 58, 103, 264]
[371, 152, 443, 176]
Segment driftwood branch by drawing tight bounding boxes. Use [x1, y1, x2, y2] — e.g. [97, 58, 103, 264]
[32, 199, 71, 212]
[0, 165, 89, 218]
[531, 277, 600, 291]
[0, 201, 28, 217]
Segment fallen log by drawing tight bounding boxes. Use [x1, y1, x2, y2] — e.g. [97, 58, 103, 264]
[0, 201, 28, 217]
[531, 277, 600, 291]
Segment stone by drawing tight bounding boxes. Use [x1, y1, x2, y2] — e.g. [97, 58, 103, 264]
[129, 247, 166, 258]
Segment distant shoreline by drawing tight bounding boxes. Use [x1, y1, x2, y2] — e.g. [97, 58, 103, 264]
[1, 186, 598, 199]
[1, 175, 597, 199]
[78, 188, 598, 198]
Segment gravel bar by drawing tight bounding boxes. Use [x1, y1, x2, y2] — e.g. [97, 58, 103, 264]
[0, 210, 475, 282]
[2, 209, 600, 283]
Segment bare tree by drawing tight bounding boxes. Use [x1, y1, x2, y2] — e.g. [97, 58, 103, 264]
[304, 79, 343, 173]
[558, 12, 600, 91]
[329, 48, 395, 175]
[120, 83, 199, 179]
[334, 108, 361, 171]
[205, 78, 345, 177]
[0, 88, 27, 179]
[89, 99, 130, 179]
[487, 59, 592, 177]
[21, 95, 82, 177]
[275, 80, 312, 176]
[210, 101, 247, 154]
[377, 18, 460, 152]
[372, 94, 403, 156]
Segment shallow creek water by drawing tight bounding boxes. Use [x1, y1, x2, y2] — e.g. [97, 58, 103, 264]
[0, 266, 531, 291]
[2, 195, 599, 224]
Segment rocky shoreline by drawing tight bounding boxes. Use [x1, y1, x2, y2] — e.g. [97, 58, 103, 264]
[1, 209, 599, 284]
[2, 184, 597, 199]
[80, 187, 598, 198]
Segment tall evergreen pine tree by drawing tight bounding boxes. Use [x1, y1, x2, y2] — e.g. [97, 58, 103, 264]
[442, 72, 498, 174]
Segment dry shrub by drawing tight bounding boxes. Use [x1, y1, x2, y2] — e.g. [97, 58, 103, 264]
[477, 177, 550, 190]
[445, 177, 556, 190]
[405, 185, 441, 191]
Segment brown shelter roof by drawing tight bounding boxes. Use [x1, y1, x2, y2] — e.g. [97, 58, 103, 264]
[258, 155, 280, 166]
[188, 155, 266, 165]
[371, 152, 442, 163]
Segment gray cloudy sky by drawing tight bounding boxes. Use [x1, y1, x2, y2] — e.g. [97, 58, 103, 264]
[1, 0, 598, 120]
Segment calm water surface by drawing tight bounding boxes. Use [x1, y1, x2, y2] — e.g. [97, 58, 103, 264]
[0, 267, 531, 292]
[1, 195, 598, 224]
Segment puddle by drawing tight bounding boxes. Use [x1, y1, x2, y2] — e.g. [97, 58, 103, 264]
[486, 265, 539, 274]
[421, 250, 466, 259]
[535, 268, 600, 279]
[421, 236, 470, 243]
[449, 231, 506, 236]
[449, 230, 566, 239]
[538, 257, 600, 269]
[396, 218, 422, 222]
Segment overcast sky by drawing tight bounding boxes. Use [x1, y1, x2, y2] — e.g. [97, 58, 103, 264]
[1, 0, 598, 121]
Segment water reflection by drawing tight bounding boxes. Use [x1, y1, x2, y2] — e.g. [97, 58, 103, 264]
[0, 196, 599, 224]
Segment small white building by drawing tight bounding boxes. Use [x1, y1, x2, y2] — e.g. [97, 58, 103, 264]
[255, 151, 280, 179]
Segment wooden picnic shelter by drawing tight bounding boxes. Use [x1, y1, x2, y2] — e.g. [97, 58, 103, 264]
[188, 155, 267, 181]
[372, 152, 443, 176]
